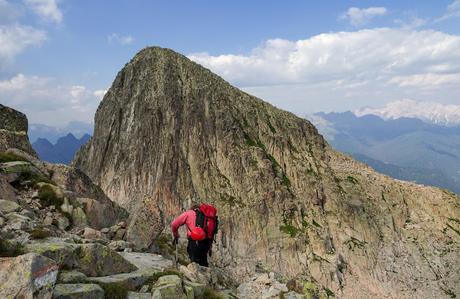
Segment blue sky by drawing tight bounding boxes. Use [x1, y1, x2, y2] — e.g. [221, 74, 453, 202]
[1, 0, 460, 126]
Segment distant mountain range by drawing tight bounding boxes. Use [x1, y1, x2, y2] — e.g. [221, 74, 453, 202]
[354, 99, 460, 126]
[32, 133, 91, 165]
[29, 121, 93, 144]
[309, 111, 460, 195]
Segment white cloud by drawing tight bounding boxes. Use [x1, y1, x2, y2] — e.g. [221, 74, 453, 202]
[189, 28, 460, 88]
[189, 28, 460, 115]
[0, 24, 46, 68]
[24, 0, 63, 24]
[108, 33, 134, 45]
[437, 0, 460, 22]
[388, 73, 460, 88]
[340, 7, 387, 26]
[355, 99, 460, 125]
[0, 74, 103, 126]
[93, 89, 107, 100]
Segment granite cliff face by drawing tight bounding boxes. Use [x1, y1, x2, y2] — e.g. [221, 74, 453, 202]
[74, 47, 460, 298]
[0, 104, 37, 156]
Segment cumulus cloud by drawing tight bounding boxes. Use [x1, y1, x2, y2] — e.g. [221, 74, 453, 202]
[355, 99, 460, 125]
[340, 7, 387, 26]
[24, 0, 63, 24]
[189, 28, 460, 88]
[0, 73, 102, 126]
[108, 33, 134, 45]
[189, 28, 460, 115]
[0, 24, 46, 68]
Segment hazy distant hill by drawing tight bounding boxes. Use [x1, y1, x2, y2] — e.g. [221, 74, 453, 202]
[29, 121, 93, 143]
[33, 133, 91, 164]
[311, 112, 460, 194]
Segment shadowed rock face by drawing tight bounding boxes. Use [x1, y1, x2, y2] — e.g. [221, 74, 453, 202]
[74, 47, 460, 298]
[0, 104, 37, 156]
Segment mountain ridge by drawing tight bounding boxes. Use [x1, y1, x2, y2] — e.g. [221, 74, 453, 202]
[74, 46, 459, 298]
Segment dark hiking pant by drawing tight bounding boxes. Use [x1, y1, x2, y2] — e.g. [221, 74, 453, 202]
[187, 238, 212, 267]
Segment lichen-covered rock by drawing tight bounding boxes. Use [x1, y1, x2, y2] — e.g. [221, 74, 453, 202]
[0, 104, 37, 156]
[183, 280, 206, 298]
[179, 262, 217, 287]
[73, 47, 460, 298]
[0, 199, 20, 213]
[151, 275, 187, 299]
[53, 283, 104, 299]
[77, 243, 137, 277]
[57, 270, 88, 283]
[24, 240, 80, 269]
[0, 253, 58, 299]
[86, 267, 162, 291]
[127, 292, 151, 299]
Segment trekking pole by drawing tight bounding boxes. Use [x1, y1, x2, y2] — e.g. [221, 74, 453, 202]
[174, 241, 178, 268]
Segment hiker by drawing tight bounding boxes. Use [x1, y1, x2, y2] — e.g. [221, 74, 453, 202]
[171, 203, 218, 267]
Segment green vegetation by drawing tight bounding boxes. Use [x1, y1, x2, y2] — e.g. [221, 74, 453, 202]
[0, 238, 24, 257]
[10, 169, 54, 189]
[142, 268, 183, 287]
[200, 287, 225, 299]
[29, 226, 52, 239]
[279, 224, 299, 237]
[98, 282, 127, 299]
[448, 217, 460, 225]
[441, 287, 457, 298]
[266, 119, 276, 134]
[38, 184, 63, 207]
[312, 219, 322, 228]
[324, 287, 335, 297]
[281, 174, 291, 188]
[0, 151, 29, 163]
[346, 176, 359, 185]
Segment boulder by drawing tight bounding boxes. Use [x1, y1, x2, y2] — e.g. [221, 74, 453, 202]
[151, 275, 187, 299]
[183, 280, 206, 298]
[57, 270, 88, 283]
[82, 227, 102, 240]
[0, 253, 58, 299]
[127, 292, 151, 299]
[119, 252, 173, 270]
[0, 199, 20, 213]
[0, 176, 16, 201]
[7, 212, 32, 230]
[78, 243, 137, 277]
[86, 267, 162, 291]
[283, 291, 305, 299]
[0, 104, 37, 156]
[53, 283, 104, 299]
[24, 240, 80, 269]
[108, 240, 132, 251]
[46, 164, 127, 229]
[126, 197, 164, 251]
[179, 262, 218, 286]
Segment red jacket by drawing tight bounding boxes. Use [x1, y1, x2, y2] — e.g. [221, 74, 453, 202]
[171, 210, 197, 238]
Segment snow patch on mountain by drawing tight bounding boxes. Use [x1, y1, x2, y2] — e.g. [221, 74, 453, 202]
[355, 99, 460, 126]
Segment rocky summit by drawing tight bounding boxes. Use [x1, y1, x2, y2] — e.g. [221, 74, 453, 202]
[73, 47, 459, 298]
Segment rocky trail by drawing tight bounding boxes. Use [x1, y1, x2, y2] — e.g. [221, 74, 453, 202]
[0, 104, 309, 298]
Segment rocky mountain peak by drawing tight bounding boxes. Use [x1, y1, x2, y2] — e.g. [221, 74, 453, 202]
[73, 47, 459, 298]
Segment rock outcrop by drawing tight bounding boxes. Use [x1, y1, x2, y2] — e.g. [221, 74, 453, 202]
[74, 46, 460, 298]
[0, 104, 37, 156]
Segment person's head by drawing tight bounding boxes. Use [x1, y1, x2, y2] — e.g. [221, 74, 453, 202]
[190, 202, 201, 210]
